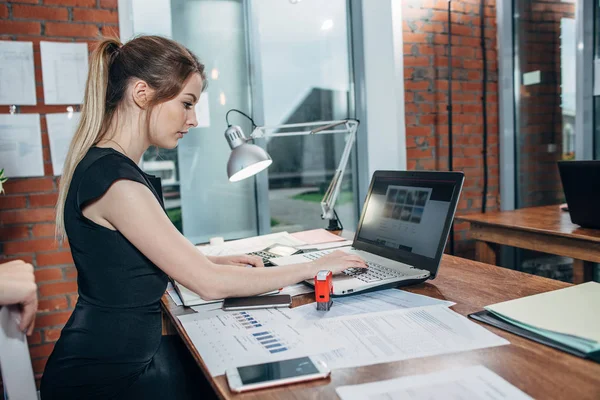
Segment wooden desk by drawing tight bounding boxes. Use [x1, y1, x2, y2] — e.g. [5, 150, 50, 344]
[456, 205, 600, 283]
[161, 251, 600, 399]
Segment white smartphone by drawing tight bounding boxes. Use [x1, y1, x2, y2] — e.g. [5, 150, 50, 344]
[222, 294, 292, 311]
[226, 356, 330, 393]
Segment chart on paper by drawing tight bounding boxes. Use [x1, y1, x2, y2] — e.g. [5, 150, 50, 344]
[178, 308, 336, 376]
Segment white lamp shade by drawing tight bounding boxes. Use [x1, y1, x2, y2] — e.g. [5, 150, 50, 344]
[227, 143, 273, 182]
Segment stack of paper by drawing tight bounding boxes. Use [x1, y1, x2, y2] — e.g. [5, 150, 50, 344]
[483, 281, 600, 358]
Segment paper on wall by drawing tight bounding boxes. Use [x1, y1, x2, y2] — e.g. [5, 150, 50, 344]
[40, 41, 88, 105]
[0, 114, 44, 178]
[0, 41, 36, 105]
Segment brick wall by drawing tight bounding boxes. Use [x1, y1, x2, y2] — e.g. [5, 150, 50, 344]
[0, 0, 118, 385]
[402, 0, 499, 257]
[516, 0, 575, 208]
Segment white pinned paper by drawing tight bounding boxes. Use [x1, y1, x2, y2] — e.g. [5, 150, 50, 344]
[0, 41, 36, 105]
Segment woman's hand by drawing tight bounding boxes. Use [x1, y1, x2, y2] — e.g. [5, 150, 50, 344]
[309, 250, 367, 275]
[0, 260, 38, 335]
[213, 254, 265, 268]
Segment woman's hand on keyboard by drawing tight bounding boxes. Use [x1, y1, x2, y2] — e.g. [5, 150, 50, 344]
[310, 250, 367, 275]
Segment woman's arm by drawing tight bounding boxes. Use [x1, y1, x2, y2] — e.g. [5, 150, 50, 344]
[84, 180, 366, 300]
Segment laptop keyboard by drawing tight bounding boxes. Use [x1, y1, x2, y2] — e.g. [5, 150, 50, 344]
[302, 251, 411, 283]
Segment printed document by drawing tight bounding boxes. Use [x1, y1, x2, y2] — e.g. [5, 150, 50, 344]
[47, 112, 81, 175]
[313, 305, 509, 370]
[0, 40, 36, 105]
[178, 307, 334, 377]
[287, 289, 454, 328]
[40, 41, 88, 105]
[0, 114, 43, 177]
[336, 365, 532, 400]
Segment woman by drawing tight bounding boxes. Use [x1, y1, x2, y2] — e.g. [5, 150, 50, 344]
[40, 36, 366, 399]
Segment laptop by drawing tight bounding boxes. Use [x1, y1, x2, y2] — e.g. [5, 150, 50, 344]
[558, 160, 600, 229]
[271, 170, 464, 296]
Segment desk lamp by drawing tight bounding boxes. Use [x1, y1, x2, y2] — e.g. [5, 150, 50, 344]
[223, 109, 359, 231]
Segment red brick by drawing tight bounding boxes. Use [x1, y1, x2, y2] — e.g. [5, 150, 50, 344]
[28, 331, 42, 345]
[403, 32, 430, 43]
[39, 281, 78, 298]
[32, 357, 49, 375]
[0, 195, 28, 210]
[12, 4, 69, 21]
[3, 238, 59, 255]
[2, 208, 55, 224]
[65, 266, 77, 279]
[32, 223, 57, 238]
[30, 193, 58, 208]
[0, 21, 41, 35]
[100, 0, 118, 8]
[43, 0, 96, 6]
[0, 4, 8, 18]
[3, 178, 54, 194]
[44, 328, 62, 343]
[73, 8, 118, 23]
[407, 148, 434, 159]
[406, 126, 432, 137]
[38, 296, 69, 312]
[45, 22, 100, 38]
[29, 343, 55, 359]
[37, 250, 74, 266]
[404, 56, 430, 67]
[405, 81, 430, 91]
[35, 268, 63, 283]
[0, 226, 30, 241]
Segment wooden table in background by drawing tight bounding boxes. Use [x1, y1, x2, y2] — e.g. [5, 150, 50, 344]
[456, 205, 600, 283]
[160, 230, 600, 399]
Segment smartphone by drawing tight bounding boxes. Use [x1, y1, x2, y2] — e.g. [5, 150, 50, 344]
[226, 356, 330, 393]
[222, 294, 292, 311]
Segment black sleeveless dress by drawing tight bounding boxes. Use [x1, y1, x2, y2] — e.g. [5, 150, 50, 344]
[40, 147, 214, 399]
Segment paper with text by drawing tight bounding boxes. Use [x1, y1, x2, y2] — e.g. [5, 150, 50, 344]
[336, 365, 532, 400]
[41, 41, 88, 105]
[287, 289, 454, 328]
[313, 305, 509, 370]
[0, 41, 36, 105]
[178, 307, 335, 376]
[0, 114, 44, 177]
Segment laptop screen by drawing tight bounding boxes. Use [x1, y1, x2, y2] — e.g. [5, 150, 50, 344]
[356, 175, 457, 260]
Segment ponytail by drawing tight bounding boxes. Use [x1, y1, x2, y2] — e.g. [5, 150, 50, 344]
[55, 38, 121, 240]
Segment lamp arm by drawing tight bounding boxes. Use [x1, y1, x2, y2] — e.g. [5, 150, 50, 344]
[320, 121, 357, 221]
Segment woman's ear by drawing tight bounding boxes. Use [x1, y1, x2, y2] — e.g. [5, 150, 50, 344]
[131, 80, 153, 109]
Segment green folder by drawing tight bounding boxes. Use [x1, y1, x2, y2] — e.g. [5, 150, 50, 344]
[469, 282, 600, 362]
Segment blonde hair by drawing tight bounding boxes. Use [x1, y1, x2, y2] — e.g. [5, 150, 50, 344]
[55, 36, 206, 240]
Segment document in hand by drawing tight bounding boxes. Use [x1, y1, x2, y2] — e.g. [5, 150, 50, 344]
[473, 281, 600, 362]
